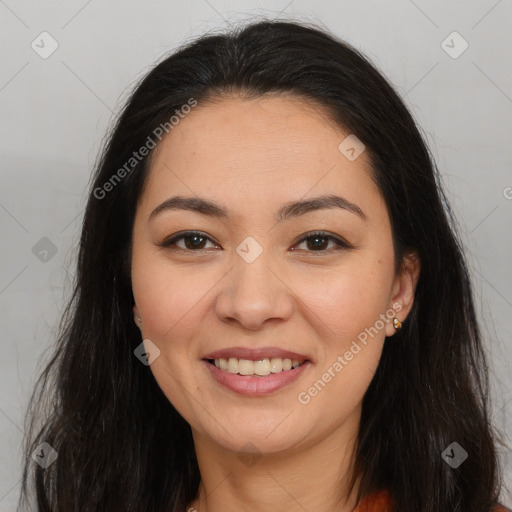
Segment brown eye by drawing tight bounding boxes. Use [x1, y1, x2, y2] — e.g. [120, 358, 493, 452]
[160, 231, 218, 251]
[292, 231, 352, 252]
[159, 230, 352, 253]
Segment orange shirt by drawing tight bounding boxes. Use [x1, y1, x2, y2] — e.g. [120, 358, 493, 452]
[353, 488, 511, 512]
[353, 489, 393, 512]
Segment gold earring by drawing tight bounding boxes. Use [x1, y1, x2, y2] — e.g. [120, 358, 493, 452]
[393, 318, 402, 330]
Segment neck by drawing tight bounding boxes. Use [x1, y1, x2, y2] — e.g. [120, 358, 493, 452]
[187, 411, 362, 512]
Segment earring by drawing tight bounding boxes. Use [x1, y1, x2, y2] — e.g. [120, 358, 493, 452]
[393, 318, 402, 330]
[134, 315, 142, 326]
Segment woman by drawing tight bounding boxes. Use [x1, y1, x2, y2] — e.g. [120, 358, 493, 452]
[19, 19, 510, 512]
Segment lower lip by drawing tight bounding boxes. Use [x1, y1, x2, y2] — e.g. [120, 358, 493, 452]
[202, 360, 312, 397]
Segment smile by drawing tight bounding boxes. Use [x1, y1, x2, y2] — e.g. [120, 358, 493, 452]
[202, 358, 312, 396]
[208, 357, 305, 376]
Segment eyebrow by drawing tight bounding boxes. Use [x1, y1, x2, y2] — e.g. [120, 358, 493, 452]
[149, 194, 366, 223]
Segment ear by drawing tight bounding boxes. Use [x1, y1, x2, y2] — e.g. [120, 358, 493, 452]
[133, 304, 142, 330]
[385, 251, 421, 337]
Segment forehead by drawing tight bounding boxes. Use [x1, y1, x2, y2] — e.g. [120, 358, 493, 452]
[138, 95, 382, 220]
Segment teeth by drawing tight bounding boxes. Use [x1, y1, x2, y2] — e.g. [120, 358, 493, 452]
[270, 358, 282, 373]
[213, 357, 304, 376]
[227, 357, 239, 374]
[238, 358, 255, 375]
[253, 358, 271, 375]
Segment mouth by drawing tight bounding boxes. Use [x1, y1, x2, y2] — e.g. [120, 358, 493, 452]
[204, 357, 307, 377]
[201, 348, 312, 396]
[202, 357, 312, 397]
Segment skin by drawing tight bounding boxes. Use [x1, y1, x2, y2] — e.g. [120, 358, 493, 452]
[131, 95, 420, 512]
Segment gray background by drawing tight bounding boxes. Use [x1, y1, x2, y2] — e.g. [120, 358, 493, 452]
[1, 0, 511, 509]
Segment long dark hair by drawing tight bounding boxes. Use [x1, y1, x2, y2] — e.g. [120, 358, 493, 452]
[19, 19, 507, 511]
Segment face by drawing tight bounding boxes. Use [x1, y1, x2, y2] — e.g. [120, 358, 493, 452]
[131, 95, 417, 456]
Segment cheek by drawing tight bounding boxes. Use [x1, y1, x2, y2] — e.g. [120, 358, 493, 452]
[131, 251, 211, 417]
[292, 258, 393, 409]
[131, 251, 218, 341]
[298, 257, 393, 341]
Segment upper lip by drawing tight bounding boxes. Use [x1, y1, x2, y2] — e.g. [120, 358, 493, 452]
[202, 346, 311, 362]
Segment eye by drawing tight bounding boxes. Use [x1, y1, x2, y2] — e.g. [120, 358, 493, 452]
[159, 230, 352, 253]
[159, 231, 219, 251]
[292, 231, 352, 252]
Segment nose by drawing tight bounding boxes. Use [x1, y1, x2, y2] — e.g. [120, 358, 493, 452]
[214, 249, 294, 331]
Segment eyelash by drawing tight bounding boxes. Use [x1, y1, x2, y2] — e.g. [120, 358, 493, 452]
[159, 230, 352, 254]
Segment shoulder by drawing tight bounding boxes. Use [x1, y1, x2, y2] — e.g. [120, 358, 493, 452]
[495, 505, 512, 512]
